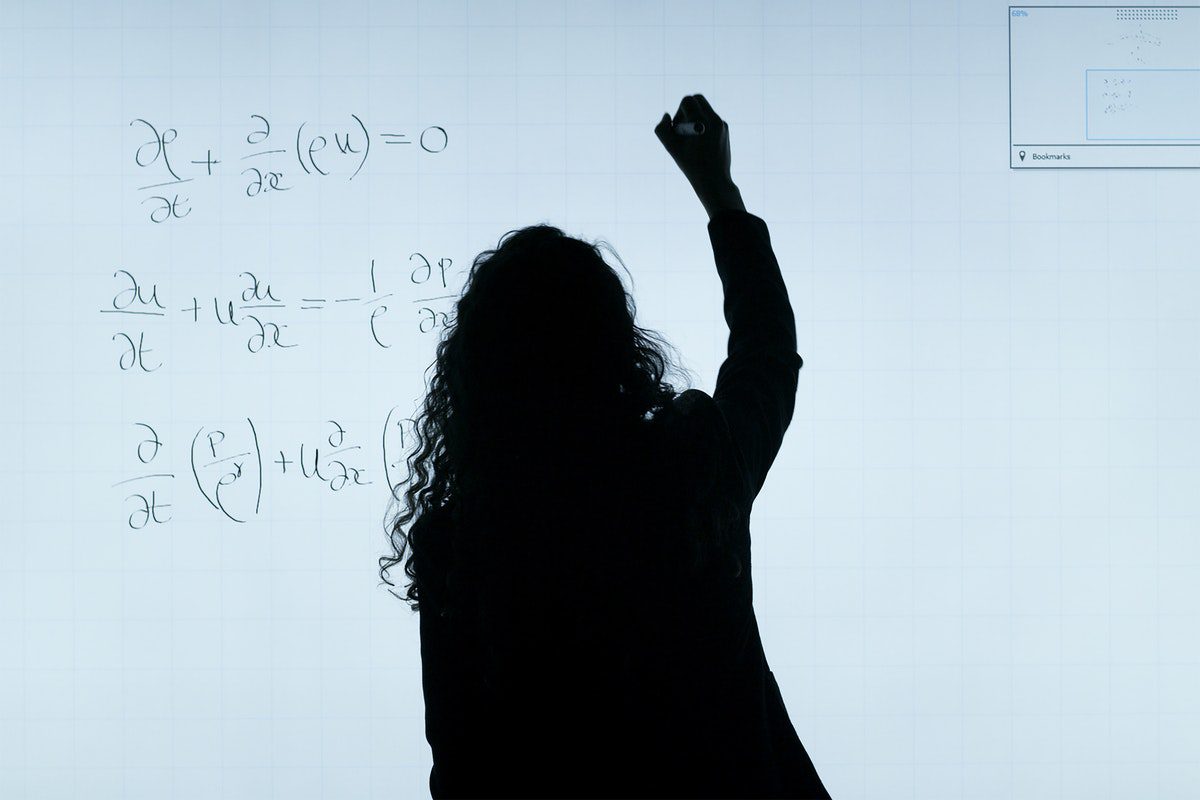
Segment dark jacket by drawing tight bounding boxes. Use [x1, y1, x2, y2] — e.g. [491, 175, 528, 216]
[417, 210, 831, 799]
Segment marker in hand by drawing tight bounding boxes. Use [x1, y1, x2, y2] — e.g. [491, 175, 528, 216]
[673, 121, 705, 136]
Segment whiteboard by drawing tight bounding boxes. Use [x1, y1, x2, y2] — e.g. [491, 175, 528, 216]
[4, 1, 1200, 798]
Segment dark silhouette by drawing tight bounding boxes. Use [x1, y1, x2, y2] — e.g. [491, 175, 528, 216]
[380, 95, 831, 799]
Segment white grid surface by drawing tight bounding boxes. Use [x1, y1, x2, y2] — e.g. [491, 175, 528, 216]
[2, 1, 1199, 798]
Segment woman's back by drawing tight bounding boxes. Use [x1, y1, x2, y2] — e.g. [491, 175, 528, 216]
[414, 94, 830, 799]
[417, 398, 752, 797]
[418, 387, 825, 798]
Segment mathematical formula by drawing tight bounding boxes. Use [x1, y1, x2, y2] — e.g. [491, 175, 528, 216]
[131, 113, 449, 223]
[101, 253, 458, 370]
[113, 409, 418, 529]
[1099, 75, 1135, 115]
[115, 111, 460, 528]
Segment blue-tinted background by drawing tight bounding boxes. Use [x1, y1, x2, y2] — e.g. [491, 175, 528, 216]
[3, 1, 1199, 798]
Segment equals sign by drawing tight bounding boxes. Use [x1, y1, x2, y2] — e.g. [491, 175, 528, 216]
[300, 298, 326, 310]
[380, 133, 411, 145]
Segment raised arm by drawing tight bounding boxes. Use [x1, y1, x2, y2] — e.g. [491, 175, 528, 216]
[656, 95, 803, 507]
[706, 208, 802, 504]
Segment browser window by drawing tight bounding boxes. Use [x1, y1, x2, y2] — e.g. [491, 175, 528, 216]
[1010, 5, 1200, 167]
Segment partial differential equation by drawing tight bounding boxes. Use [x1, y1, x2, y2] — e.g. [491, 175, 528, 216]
[101, 254, 457, 371]
[130, 113, 449, 223]
[112, 409, 420, 529]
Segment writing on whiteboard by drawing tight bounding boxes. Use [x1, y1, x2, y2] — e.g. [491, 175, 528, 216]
[130, 114, 450, 223]
[113, 410, 420, 529]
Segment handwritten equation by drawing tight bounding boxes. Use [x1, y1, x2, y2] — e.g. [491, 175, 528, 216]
[1098, 75, 1135, 115]
[112, 410, 418, 529]
[101, 253, 457, 371]
[131, 114, 449, 223]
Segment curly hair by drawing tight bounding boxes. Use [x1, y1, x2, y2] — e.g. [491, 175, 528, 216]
[378, 223, 745, 622]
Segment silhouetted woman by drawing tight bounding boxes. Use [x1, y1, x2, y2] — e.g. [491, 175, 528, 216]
[380, 94, 831, 799]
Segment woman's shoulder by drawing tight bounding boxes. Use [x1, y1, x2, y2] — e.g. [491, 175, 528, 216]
[660, 390, 736, 474]
[660, 389, 753, 526]
[647, 388, 718, 441]
[670, 387, 717, 417]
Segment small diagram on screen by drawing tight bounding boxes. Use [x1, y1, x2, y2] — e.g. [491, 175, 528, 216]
[1011, 6, 1200, 167]
[1095, 75, 1135, 116]
[1086, 69, 1200, 140]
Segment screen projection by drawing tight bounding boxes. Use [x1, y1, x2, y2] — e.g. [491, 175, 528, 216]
[4, 2, 1200, 799]
[1010, 5, 1200, 167]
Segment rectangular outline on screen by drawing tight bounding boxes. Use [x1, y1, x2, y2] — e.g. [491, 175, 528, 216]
[1009, 5, 1200, 169]
[1085, 68, 1200, 140]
